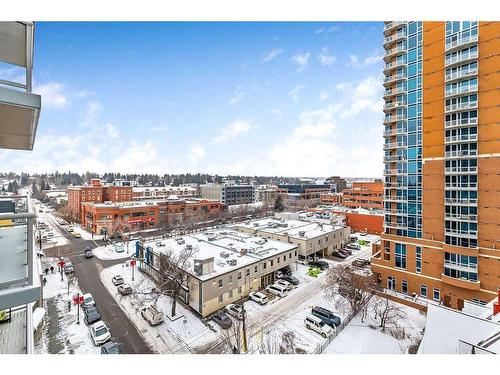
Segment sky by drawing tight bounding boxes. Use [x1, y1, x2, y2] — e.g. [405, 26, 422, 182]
[0, 22, 385, 178]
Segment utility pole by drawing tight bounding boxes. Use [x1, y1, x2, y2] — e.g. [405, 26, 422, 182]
[240, 295, 248, 354]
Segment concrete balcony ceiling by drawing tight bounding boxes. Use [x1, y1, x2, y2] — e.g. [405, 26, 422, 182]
[0, 22, 41, 151]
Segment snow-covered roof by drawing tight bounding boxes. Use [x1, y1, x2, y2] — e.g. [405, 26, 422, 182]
[418, 303, 500, 354]
[143, 229, 297, 281]
[231, 217, 345, 240]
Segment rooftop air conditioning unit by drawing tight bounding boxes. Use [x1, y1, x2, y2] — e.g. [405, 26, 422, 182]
[193, 261, 203, 275]
[299, 230, 306, 237]
[227, 259, 237, 266]
[253, 223, 259, 227]
[220, 251, 230, 258]
[177, 238, 185, 245]
[186, 244, 193, 250]
[240, 248, 247, 256]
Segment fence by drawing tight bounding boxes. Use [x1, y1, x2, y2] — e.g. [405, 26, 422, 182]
[313, 293, 374, 354]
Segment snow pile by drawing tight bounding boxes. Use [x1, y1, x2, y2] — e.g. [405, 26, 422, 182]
[92, 244, 132, 260]
[33, 307, 46, 332]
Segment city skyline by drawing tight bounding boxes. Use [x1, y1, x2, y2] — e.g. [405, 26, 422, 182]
[0, 22, 385, 177]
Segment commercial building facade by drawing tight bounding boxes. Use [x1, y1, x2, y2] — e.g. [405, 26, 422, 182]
[137, 229, 298, 317]
[132, 186, 199, 200]
[277, 183, 331, 201]
[232, 217, 350, 261]
[67, 178, 133, 221]
[81, 197, 222, 235]
[342, 181, 384, 210]
[201, 181, 256, 206]
[372, 21, 500, 310]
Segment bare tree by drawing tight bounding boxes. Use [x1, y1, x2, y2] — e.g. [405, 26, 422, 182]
[221, 318, 247, 354]
[323, 264, 376, 320]
[156, 245, 199, 317]
[371, 296, 407, 331]
[258, 329, 281, 354]
[280, 331, 298, 354]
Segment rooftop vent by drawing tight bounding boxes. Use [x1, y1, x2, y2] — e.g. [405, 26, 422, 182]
[186, 244, 193, 250]
[299, 230, 306, 237]
[176, 238, 185, 245]
[220, 251, 230, 258]
[227, 259, 237, 266]
[253, 223, 259, 227]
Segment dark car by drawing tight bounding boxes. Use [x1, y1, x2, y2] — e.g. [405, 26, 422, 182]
[340, 248, 352, 256]
[117, 284, 133, 295]
[332, 251, 347, 259]
[84, 306, 101, 325]
[279, 266, 293, 277]
[281, 275, 299, 285]
[212, 312, 232, 329]
[309, 260, 329, 270]
[85, 247, 94, 258]
[311, 306, 341, 328]
[101, 341, 121, 354]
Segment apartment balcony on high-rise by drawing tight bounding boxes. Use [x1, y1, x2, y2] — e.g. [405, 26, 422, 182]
[0, 22, 41, 150]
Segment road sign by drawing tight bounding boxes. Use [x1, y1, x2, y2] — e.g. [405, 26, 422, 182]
[72, 295, 83, 305]
[58, 260, 65, 267]
[130, 259, 136, 267]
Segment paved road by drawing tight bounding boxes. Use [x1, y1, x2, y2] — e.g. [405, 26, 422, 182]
[44, 239, 153, 354]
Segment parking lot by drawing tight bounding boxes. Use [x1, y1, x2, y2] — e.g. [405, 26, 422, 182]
[98, 231, 376, 354]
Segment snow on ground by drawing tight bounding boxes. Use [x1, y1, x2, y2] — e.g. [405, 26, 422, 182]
[92, 243, 132, 260]
[35, 257, 100, 354]
[100, 263, 219, 353]
[71, 224, 104, 240]
[36, 209, 70, 248]
[323, 298, 426, 354]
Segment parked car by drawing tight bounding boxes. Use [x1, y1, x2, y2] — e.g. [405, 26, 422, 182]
[89, 321, 111, 346]
[47, 232, 54, 238]
[64, 262, 75, 274]
[248, 292, 268, 305]
[279, 266, 293, 276]
[352, 258, 368, 268]
[156, 241, 165, 247]
[117, 284, 133, 295]
[332, 251, 347, 259]
[101, 341, 121, 354]
[360, 232, 368, 236]
[340, 248, 352, 256]
[275, 279, 293, 291]
[304, 314, 335, 338]
[85, 247, 93, 258]
[84, 306, 101, 325]
[308, 260, 329, 270]
[266, 283, 288, 298]
[281, 275, 299, 285]
[67, 227, 74, 233]
[212, 312, 233, 329]
[276, 270, 284, 279]
[73, 232, 82, 238]
[141, 304, 164, 326]
[311, 306, 341, 327]
[83, 293, 96, 308]
[112, 275, 124, 286]
[346, 243, 360, 251]
[225, 303, 244, 320]
[350, 236, 358, 242]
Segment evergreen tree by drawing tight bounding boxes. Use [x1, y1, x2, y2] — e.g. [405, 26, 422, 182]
[274, 195, 285, 212]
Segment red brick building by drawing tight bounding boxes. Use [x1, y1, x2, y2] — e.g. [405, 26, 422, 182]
[320, 193, 342, 204]
[81, 197, 222, 235]
[67, 179, 133, 222]
[342, 181, 383, 210]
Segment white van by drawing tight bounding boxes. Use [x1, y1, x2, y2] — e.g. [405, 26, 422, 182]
[141, 304, 164, 326]
[304, 314, 335, 338]
[266, 283, 288, 298]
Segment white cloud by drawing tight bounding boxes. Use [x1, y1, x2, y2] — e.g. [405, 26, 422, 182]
[34, 82, 69, 109]
[364, 53, 383, 66]
[291, 52, 311, 72]
[190, 143, 206, 163]
[319, 90, 329, 101]
[318, 47, 336, 66]
[288, 85, 305, 103]
[336, 75, 384, 118]
[314, 25, 340, 34]
[261, 49, 283, 63]
[212, 120, 255, 144]
[229, 88, 244, 105]
[347, 54, 360, 67]
[106, 123, 119, 139]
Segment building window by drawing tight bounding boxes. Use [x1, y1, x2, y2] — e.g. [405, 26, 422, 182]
[238, 272, 242, 280]
[263, 262, 267, 270]
[229, 290, 233, 299]
[416, 246, 422, 273]
[254, 265, 258, 273]
[277, 257, 280, 264]
[218, 295, 223, 304]
[420, 284, 427, 298]
[387, 276, 396, 291]
[246, 269, 250, 276]
[238, 286, 242, 294]
[395, 243, 406, 269]
[402, 280, 408, 294]
[228, 275, 233, 284]
[433, 288, 440, 302]
[270, 260, 274, 267]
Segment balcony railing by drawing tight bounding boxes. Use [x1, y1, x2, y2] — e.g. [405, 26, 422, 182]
[445, 182, 478, 190]
[445, 68, 478, 83]
[384, 115, 407, 124]
[445, 117, 478, 129]
[383, 142, 407, 150]
[445, 101, 478, 113]
[384, 45, 407, 59]
[445, 197, 477, 205]
[445, 51, 479, 67]
[383, 128, 406, 137]
[384, 73, 406, 85]
[445, 166, 478, 174]
[445, 150, 478, 158]
[445, 213, 477, 221]
[445, 85, 478, 98]
[384, 87, 406, 98]
[445, 133, 478, 143]
[384, 21, 406, 32]
[385, 195, 407, 201]
[383, 101, 407, 112]
[383, 32, 407, 46]
[444, 228, 478, 238]
[445, 34, 479, 52]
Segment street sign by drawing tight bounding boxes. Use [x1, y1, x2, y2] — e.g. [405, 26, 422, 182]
[58, 260, 65, 267]
[72, 295, 84, 305]
[130, 259, 136, 267]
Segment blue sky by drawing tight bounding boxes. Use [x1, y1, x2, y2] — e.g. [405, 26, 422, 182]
[0, 22, 385, 177]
